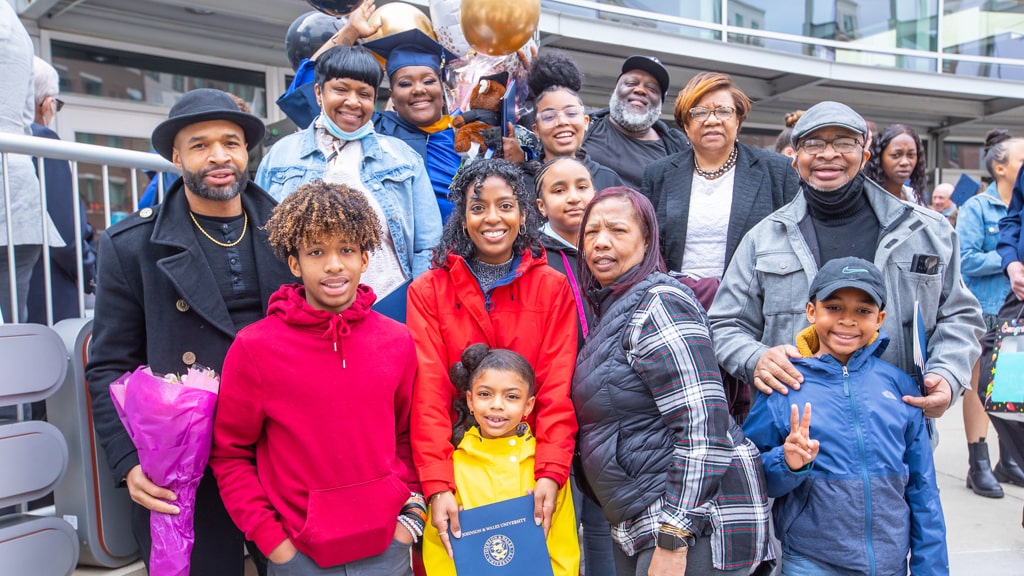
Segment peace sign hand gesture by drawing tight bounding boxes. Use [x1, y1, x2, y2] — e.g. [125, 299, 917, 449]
[783, 403, 819, 471]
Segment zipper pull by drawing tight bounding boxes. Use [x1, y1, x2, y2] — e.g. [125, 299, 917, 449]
[842, 365, 850, 396]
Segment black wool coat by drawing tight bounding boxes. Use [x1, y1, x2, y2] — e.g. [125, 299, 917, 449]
[641, 142, 801, 274]
[86, 179, 294, 483]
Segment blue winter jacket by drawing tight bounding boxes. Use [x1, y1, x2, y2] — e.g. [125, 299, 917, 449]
[743, 328, 947, 576]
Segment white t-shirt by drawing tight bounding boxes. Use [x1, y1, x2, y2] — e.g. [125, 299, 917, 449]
[679, 168, 735, 280]
[317, 131, 407, 299]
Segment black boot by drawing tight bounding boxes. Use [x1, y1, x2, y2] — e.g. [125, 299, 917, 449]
[994, 438, 1024, 487]
[967, 439, 1004, 498]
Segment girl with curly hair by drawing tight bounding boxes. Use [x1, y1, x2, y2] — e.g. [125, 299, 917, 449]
[864, 123, 928, 205]
[407, 158, 578, 561]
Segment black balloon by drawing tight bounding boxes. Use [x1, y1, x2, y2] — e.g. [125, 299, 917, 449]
[285, 11, 343, 71]
[305, 0, 363, 17]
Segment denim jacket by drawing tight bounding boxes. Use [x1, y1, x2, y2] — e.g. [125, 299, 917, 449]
[255, 121, 442, 279]
[957, 183, 1010, 315]
[709, 177, 984, 400]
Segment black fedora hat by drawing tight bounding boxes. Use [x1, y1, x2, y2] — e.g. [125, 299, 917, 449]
[152, 88, 265, 161]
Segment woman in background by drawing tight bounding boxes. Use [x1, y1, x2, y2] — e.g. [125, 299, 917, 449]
[865, 123, 927, 205]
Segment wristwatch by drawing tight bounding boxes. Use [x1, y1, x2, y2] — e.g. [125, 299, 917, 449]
[657, 526, 695, 551]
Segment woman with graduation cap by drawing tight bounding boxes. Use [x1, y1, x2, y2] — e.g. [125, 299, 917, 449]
[364, 29, 461, 222]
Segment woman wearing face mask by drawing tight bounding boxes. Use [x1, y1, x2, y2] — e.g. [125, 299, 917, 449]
[520, 51, 623, 194]
[256, 45, 442, 298]
[864, 124, 928, 206]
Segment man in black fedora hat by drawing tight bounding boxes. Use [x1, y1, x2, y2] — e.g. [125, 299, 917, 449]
[87, 88, 293, 575]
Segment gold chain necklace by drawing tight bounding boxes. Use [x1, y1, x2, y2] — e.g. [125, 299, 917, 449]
[189, 210, 247, 248]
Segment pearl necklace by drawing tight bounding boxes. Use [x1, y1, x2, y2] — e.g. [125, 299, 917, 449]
[694, 144, 738, 180]
[190, 211, 248, 248]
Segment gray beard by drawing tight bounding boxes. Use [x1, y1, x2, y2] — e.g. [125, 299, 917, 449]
[182, 165, 248, 201]
[609, 92, 661, 133]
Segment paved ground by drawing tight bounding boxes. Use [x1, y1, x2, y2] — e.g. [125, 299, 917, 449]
[935, 409, 1024, 574]
[75, 407, 1024, 575]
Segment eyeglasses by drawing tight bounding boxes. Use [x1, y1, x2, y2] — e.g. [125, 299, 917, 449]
[689, 106, 735, 123]
[536, 105, 585, 126]
[798, 137, 863, 155]
[52, 97, 65, 112]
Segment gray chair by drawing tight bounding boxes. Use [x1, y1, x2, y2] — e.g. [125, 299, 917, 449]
[0, 323, 79, 576]
[48, 318, 138, 567]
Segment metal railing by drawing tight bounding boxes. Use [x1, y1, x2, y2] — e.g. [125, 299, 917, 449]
[0, 132, 176, 325]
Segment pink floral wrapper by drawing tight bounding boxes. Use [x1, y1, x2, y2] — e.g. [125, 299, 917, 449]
[109, 366, 220, 576]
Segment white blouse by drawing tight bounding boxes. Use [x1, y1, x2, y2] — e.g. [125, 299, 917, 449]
[679, 168, 735, 280]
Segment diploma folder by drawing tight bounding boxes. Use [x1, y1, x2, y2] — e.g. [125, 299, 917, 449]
[450, 494, 554, 576]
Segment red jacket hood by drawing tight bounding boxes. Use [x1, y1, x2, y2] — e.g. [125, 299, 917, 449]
[267, 284, 377, 364]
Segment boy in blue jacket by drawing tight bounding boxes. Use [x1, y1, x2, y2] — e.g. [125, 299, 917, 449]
[743, 256, 947, 575]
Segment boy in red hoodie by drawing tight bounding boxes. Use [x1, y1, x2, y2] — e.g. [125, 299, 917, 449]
[211, 180, 423, 575]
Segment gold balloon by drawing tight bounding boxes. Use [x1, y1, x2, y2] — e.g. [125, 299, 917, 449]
[460, 0, 540, 57]
[364, 2, 437, 42]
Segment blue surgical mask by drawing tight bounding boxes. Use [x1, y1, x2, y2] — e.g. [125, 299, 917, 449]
[320, 112, 374, 141]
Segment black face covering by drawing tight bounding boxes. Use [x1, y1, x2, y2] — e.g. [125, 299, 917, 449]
[803, 172, 868, 221]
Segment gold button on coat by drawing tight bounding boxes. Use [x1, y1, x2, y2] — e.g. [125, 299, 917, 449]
[182, 351, 196, 366]
[175, 299, 189, 312]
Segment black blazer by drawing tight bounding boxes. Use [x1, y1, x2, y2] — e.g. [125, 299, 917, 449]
[641, 142, 800, 273]
[86, 179, 294, 482]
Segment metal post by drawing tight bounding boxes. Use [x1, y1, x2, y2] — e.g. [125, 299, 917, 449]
[2, 153, 17, 323]
[71, 161, 85, 318]
[38, 155, 53, 325]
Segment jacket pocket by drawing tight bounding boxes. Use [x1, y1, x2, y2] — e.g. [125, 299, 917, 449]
[894, 263, 943, 334]
[754, 253, 806, 317]
[293, 473, 409, 567]
[266, 167, 309, 200]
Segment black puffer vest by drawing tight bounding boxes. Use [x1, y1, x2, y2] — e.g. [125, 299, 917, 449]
[572, 272, 679, 524]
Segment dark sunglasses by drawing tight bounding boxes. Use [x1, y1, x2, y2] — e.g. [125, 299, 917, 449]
[53, 97, 65, 112]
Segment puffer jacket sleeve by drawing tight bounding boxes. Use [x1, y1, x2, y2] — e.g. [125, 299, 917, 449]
[997, 167, 1024, 271]
[407, 273, 458, 498]
[627, 286, 733, 536]
[532, 274, 579, 486]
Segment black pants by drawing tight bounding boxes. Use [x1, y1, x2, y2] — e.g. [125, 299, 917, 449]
[131, 466, 262, 575]
[979, 293, 1024, 467]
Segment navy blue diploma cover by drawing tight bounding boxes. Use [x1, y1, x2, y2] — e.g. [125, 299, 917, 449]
[450, 495, 553, 575]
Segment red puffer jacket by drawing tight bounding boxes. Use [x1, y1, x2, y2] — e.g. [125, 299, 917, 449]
[408, 249, 578, 498]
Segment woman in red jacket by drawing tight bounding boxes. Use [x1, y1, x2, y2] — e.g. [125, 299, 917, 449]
[408, 158, 578, 557]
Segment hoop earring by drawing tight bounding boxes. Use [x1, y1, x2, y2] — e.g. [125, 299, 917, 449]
[519, 225, 526, 235]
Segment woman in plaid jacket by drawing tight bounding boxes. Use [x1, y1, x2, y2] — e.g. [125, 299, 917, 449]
[572, 187, 772, 576]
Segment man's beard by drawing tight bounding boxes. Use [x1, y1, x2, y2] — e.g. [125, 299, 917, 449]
[182, 164, 248, 201]
[609, 91, 661, 133]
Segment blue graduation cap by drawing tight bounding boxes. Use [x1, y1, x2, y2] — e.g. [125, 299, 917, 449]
[363, 29, 457, 78]
[950, 172, 981, 207]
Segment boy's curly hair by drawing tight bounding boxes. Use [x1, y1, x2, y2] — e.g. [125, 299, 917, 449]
[264, 180, 382, 260]
[449, 343, 536, 447]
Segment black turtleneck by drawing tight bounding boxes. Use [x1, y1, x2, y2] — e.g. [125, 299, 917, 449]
[801, 172, 880, 266]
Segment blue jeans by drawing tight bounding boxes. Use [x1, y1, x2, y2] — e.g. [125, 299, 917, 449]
[581, 494, 615, 576]
[781, 547, 851, 576]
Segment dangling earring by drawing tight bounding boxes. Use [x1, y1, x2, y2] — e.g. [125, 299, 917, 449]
[519, 224, 526, 236]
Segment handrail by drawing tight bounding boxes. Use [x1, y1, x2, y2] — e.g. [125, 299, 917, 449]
[0, 133, 178, 325]
[0, 133, 176, 173]
[544, 0, 1024, 69]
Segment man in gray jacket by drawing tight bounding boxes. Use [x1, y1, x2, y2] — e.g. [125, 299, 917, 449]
[709, 101, 984, 418]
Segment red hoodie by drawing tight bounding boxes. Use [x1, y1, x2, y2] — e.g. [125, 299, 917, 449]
[211, 283, 419, 568]
[407, 249, 578, 498]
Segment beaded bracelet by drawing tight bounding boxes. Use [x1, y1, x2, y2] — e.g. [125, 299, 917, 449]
[397, 514, 423, 543]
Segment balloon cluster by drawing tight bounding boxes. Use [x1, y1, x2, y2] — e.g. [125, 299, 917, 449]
[299, 0, 542, 114]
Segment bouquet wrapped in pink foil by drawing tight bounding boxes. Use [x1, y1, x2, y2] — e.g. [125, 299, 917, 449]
[109, 365, 220, 576]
